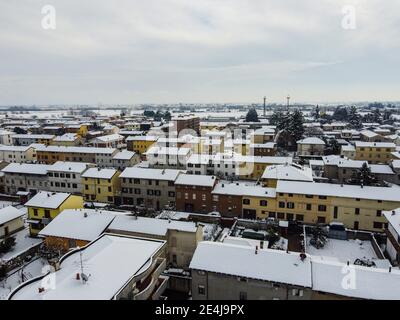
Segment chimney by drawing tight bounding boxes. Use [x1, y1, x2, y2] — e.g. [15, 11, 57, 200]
[255, 245, 258, 254]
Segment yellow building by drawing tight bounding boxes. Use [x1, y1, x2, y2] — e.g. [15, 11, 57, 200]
[25, 191, 84, 236]
[241, 187, 277, 220]
[238, 156, 293, 180]
[82, 168, 121, 204]
[66, 124, 88, 137]
[354, 141, 396, 164]
[126, 136, 158, 155]
[274, 181, 400, 232]
[51, 133, 83, 147]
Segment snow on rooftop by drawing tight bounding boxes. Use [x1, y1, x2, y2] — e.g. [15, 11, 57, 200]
[53, 133, 79, 142]
[369, 164, 394, 175]
[0, 145, 32, 152]
[2, 163, 51, 175]
[82, 168, 118, 179]
[212, 182, 276, 198]
[34, 145, 116, 154]
[120, 167, 183, 181]
[261, 164, 313, 182]
[190, 241, 312, 287]
[355, 141, 396, 148]
[94, 134, 124, 142]
[297, 137, 325, 145]
[49, 161, 89, 173]
[384, 209, 400, 237]
[24, 191, 71, 209]
[112, 150, 136, 160]
[144, 146, 191, 156]
[0, 206, 25, 225]
[276, 180, 400, 202]
[175, 173, 216, 187]
[39, 209, 115, 241]
[108, 215, 198, 236]
[10, 234, 165, 300]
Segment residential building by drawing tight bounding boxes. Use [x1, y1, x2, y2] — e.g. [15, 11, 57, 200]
[126, 135, 158, 155]
[354, 141, 396, 164]
[175, 174, 217, 214]
[9, 234, 168, 300]
[250, 143, 277, 156]
[25, 191, 84, 236]
[12, 134, 55, 146]
[0, 145, 36, 163]
[173, 115, 200, 134]
[297, 137, 326, 158]
[120, 167, 183, 210]
[51, 133, 83, 146]
[82, 168, 121, 204]
[0, 130, 13, 145]
[108, 214, 203, 268]
[145, 146, 192, 169]
[0, 206, 25, 239]
[261, 163, 313, 188]
[47, 161, 91, 194]
[2, 163, 50, 195]
[92, 134, 125, 149]
[112, 150, 139, 171]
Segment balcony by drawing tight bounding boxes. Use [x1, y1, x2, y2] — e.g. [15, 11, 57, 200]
[133, 257, 167, 300]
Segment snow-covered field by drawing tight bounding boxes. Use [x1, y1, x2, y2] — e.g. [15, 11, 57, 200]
[0, 258, 48, 300]
[306, 237, 378, 264]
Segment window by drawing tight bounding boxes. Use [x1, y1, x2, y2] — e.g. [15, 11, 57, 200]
[287, 213, 294, 221]
[243, 199, 250, 205]
[287, 202, 295, 209]
[306, 204, 312, 211]
[213, 195, 219, 202]
[198, 285, 206, 295]
[296, 214, 304, 221]
[279, 202, 285, 208]
[317, 216, 326, 224]
[376, 210, 382, 217]
[318, 205, 327, 212]
[239, 292, 247, 300]
[202, 194, 206, 201]
[260, 200, 268, 206]
[333, 206, 338, 219]
[373, 222, 383, 229]
[277, 212, 285, 219]
[355, 208, 360, 215]
[292, 289, 304, 297]
[318, 196, 327, 200]
[305, 195, 313, 199]
[168, 191, 175, 197]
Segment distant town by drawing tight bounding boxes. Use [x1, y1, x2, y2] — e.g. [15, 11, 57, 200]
[0, 100, 400, 300]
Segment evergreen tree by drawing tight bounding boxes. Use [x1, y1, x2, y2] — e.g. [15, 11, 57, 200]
[313, 105, 320, 120]
[325, 139, 340, 155]
[332, 106, 348, 121]
[348, 106, 362, 129]
[288, 109, 305, 141]
[246, 108, 259, 122]
[270, 110, 284, 126]
[372, 109, 382, 123]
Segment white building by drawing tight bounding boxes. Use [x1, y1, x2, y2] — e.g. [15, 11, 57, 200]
[0, 145, 36, 163]
[145, 146, 192, 169]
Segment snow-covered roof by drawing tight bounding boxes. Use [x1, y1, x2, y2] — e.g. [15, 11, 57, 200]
[369, 164, 394, 175]
[53, 133, 79, 142]
[276, 181, 400, 202]
[341, 144, 356, 152]
[108, 215, 198, 236]
[297, 137, 325, 145]
[9, 234, 165, 300]
[82, 168, 118, 179]
[93, 134, 124, 142]
[250, 143, 276, 149]
[0, 206, 25, 225]
[175, 174, 216, 187]
[2, 163, 51, 175]
[384, 209, 400, 237]
[190, 242, 312, 287]
[212, 182, 276, 198]
[144, 146, 191, 156]
[38, 209, 115, 241]
[49, 161, 89, 173]
[24, 191, 72, 209]
[392, 160, 400, 169]
[355, 141, 396, 148]
[12, 134, 55, 140]
[112, 150, 136, 160]
[0, 145, 33, 152]
[261, 164, 313, 182]
[120, 167, 184, 181]
[126, 135, 158, 141]
[360, 130, 379, 138]
[34, 145, 117, 154]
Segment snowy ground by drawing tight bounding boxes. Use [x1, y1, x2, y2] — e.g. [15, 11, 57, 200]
[0, 258, 49, 300]
[306, 237, 378, 264]
[0, 228, 43, 262]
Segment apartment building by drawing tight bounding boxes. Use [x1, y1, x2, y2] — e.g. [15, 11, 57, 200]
[9, 234, 168, 300]
[2, 163, 50, 195]
[65, 123, 88, 137]
[47, 161, 91, 194]
[173, 115, 200, 134]
[175, 174, 217, 214]
[112, 150, 139, 171]
[126, 135, 158, 154]
[82, 168, 121, 204]
[36, 145, 118, 167]
[384, 209, 400, 265]
[250, 128, 276, 144]
[275, 181, 400, 232]
[12, 134, 55, 146]
[0, 130, 13, 145]
[0, 145, 36, 163]
[261, 163, 313, 188]
[354, 141, 396, 164]
[297, 137, 326, 158]
[51, 133, 83, 146]
[92, 133, 125, 149]
[250, 143, 277, 156]
[190, 241, 400, 300]
[119, 167, 183, 210]
[25, 191, 84, 236]
[145, 146, 192, 169]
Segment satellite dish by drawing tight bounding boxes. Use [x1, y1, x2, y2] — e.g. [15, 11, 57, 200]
[81, 273, 90, 282]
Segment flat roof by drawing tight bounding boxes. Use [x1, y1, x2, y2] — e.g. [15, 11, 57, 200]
[10, 234, 165, 300]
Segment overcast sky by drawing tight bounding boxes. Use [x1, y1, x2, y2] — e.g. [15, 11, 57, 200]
[0, 0, 399, 105]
